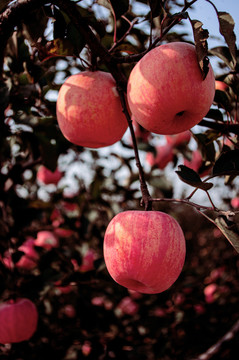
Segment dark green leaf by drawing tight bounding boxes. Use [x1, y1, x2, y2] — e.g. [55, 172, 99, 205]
[194, 133, 216, 163]
[215, 215, 239, 254]
[213, 149, 239, 176]
[205, 109, 223, 122]
[67, 22, 86, 55]
[53, 7, 67, 39]
[36, 134, 59, 172]
[148, 0, 164, 18]
[209, 46, 235, 70]
[189, 18, 209, 79]
[175, 165, 213, 190]
[217, 12, 237, 68]
[97, 0, 129, 19]
[214, 89, 233, 112]
[22, 8, 48, 42]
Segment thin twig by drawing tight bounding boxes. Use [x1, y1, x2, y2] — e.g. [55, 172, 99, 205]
[189, 318, 239, 360]
[109, 17, 138, 53]
[150, 197, 216, 212]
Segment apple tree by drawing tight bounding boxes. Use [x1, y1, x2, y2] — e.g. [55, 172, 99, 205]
[1, 0, 239, 359]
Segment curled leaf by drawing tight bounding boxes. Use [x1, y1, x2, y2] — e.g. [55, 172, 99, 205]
[217, 12, 237, 68]
[176, 165, 213, 190]
[215, 215, 239, 254]
[213, 149, 239, 176]
[189, 18, 209, 79]
[97, 0, 129, 19]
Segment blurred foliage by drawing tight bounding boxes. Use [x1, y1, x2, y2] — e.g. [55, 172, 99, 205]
[0, 0, 239, 359]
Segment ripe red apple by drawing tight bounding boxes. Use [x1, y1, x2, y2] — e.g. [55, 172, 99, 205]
[146, 144, 174, 169]
[103, 210, 186, 294]
[16, 238, 39, 270]
[37, 165, 62, 185]
[34, 230, 59, 250]
[0, 298, 38, 344]
[56, 71, 128, 148]
[127, 42, 215, 135]
[79, 249, 95, 272]
[165, 130, 192, 147]
[231, 197, 239, 209]
[116, 296, 139, 316]
[215, 80, 228, 91]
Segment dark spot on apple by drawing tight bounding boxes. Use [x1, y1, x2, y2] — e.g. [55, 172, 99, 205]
[176, 111, 185, 117]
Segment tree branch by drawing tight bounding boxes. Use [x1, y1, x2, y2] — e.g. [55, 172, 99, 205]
[189, 318, 239, 360]
[199, 119, 239, 135]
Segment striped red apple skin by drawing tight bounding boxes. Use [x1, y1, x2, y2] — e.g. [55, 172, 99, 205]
[103, 211, 186, 294]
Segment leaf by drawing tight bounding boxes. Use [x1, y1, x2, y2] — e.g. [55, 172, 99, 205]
[40, 39, 75, 61]
[36, 133, 59, 172]
[209, 46, 235, 70]
[215, 215, 239, 254]
[148, 0, 164, 18]
[214, 89, 233, 112]
[0, 0, 11, 12]
[66, 22, 86, 55]
[189, 18, 210, 79]
[194, 133, 216, 163]
[97, 0, 129, 19]
[175, 165, 213, 190]
[217, 12, 237, 68]
[22, 8, 48, 42]
[205, 109, 223, 122]
[213, 149, 239, 176]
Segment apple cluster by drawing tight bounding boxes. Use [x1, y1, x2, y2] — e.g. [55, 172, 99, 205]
[56, 42, 215, 149]
[55, 41, 216, 295]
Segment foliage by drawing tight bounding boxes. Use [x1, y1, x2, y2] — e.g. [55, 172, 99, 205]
[0, 0, 239, 359]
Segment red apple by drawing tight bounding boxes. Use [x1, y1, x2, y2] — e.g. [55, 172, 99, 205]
[127, 42, 215, 135]
[56, 71, 128, 148]
[116, 296, 139, 316]
[146, 144, 174, 169]
[215, 80, 228, 91]
[103, 211, 186, 294]
[231, 197, 239, 209]
[0, 298, 38, 344]
[34, 231, 59, 250]
[62, 304, 76, 318]
[37, 165, 62, 185]
[16, 238, 39, 270]
[79, 249, 95, 272]
[165, 130, 191, 147]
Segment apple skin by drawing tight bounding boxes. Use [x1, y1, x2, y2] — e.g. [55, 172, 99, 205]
[215, 80, 228, 91]
[103, 211, 186, 294]
[56, 71, 128, 148]
[0, 298, 38, 344]
[16, 238, 39, 270]
[165, 130, 191, 147]
[34, 231, 59, 250]
[37, 165, 62, 185]
[127, 42, 215, 135]
[146, 144, 174, 169]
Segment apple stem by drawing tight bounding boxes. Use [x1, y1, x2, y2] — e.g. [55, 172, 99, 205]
[117, 86, 152, 211]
